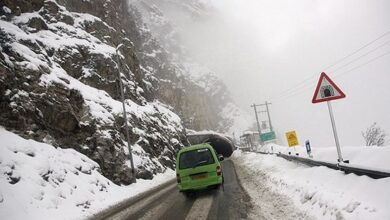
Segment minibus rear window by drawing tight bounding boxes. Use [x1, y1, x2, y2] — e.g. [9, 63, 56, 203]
[179, 148, 215, 169]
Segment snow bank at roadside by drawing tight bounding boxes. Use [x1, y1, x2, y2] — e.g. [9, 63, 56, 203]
[232, 151, 390, 220]
[257, 143, 390, 172]
[0, 127, 174, 220]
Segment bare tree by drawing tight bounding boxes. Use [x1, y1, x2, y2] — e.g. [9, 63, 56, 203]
[362, 122, 387, 146]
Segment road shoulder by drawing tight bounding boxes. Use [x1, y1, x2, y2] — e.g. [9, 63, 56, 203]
[232, 155, 316, 220]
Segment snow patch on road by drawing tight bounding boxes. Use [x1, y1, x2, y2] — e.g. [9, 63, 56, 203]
[232, 151, 390, 220]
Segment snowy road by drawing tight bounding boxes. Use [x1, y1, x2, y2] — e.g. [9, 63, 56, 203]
[95, 158, 318, 220]
[94, 160, 252, 220]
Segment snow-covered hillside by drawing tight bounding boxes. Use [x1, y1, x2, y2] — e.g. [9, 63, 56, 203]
[0, 127, 174, 220]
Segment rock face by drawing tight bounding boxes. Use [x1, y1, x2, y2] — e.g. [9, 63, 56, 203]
[0, 0, 244, 184]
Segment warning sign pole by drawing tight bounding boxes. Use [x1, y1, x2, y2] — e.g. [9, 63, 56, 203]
[327, 101, 343, 162]
[312, 72, 346, 163]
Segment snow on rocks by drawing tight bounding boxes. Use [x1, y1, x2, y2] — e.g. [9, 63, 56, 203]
[0, 127, 175, 220]
[1, 0, 187, 183]
[232, 151, 390, 220]
[2, 6, 12, 14]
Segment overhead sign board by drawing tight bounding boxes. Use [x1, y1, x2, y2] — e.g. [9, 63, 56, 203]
[260, 131, 276, 142]
[312, 72, 346, 104]
[285, 131, 299, 147]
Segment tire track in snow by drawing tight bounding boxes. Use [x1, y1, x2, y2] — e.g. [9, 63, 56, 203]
[185, 195, 214, 220]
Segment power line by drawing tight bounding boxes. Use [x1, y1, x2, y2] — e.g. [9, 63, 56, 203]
[270, 30, 390, 100]
[275, 40, 390, 100]
[274, 50, 390, 102]
[270, 73, 317, 100]
[273, 82, 313, 102]
[273, 78, 316, 101]
[330, 40, 390, 73]
[334, 50, 390, 78]
[322, 30, 390, 71]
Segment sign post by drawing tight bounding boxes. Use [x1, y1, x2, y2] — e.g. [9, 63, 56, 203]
[327, 101, 343, 162]
[312, 72, 346, 162]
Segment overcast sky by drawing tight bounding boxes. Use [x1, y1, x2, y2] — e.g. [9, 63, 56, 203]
[165, 0, 390, 148]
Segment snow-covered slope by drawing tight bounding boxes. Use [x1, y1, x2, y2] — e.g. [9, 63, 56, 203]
[0, 127, 174, 220]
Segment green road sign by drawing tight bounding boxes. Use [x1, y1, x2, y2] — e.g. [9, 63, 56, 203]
[260, 131, 276, 142]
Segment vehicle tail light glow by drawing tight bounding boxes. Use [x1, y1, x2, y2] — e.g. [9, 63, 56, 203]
[216, 166, 222, 176]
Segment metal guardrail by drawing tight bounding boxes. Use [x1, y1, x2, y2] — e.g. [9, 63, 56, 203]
[256, 152, 390, 179]
[254, 151, 272, 155]
[338, 163, 390, 179]
[276, 153, 339, 170]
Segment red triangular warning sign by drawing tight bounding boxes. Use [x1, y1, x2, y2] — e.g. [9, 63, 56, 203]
[312, 72, 346, 103]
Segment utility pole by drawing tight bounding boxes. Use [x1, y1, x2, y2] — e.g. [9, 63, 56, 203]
[251, 104, 262, 135]
[265, 101, 273, 132]
[251, 101, 275, 146]
[116, 44, 136, 184]
[252, 102, 273, 132]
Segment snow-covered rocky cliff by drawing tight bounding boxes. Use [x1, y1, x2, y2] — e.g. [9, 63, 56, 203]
[0, 0, 249, 185]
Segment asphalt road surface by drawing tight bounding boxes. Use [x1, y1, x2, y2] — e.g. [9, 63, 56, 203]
[106, 159, 252, 220]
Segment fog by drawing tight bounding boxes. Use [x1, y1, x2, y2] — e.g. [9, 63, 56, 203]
[161, 0, 390, 147]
